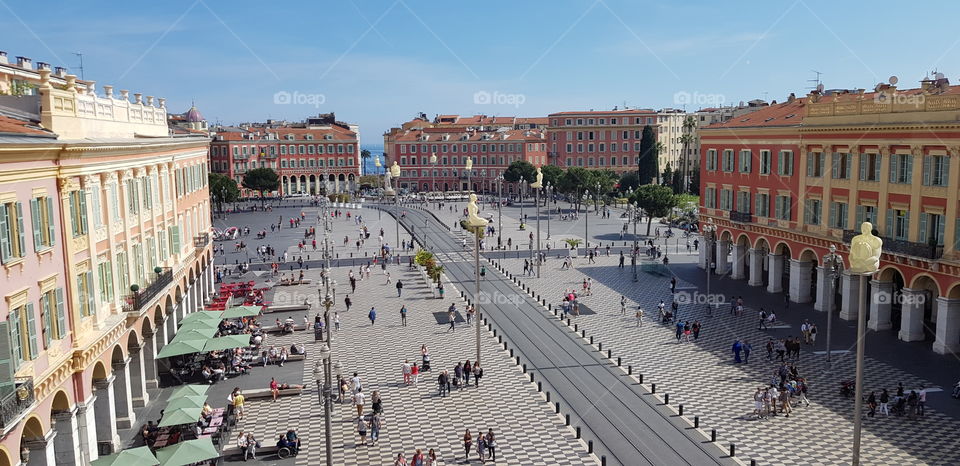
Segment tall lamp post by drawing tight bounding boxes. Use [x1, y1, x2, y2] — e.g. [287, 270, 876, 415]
[465, 157, 473, 193]
[631, 202, 640, 282]
[314, 343, 333, 466]
[545, 183, 552, 241]
[430, 152, 438, 201]
[849, 223, 880, 466]
[519, 180, 526, 225]
[390, 162, 401, 248]
[497, 175, 504, 249]
[583, 189, 590, 248]
[702, 218, 717, 313]
[822, 245, 842, 365]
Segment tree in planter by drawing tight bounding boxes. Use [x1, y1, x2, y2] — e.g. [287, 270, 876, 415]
[208, 173, 240, 212]
[563, 238, 582, 249]
[629, 185, 678, 236]
[241, 168, 280, 208]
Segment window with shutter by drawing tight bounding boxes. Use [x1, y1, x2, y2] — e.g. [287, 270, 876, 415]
[906, 155, 914, 182]
[856, 205, 864, 226]
[14, 203, 25, 258]
[86, 271, 95, 316]
[55, 288, 66, 339]
[922, 155, 931, 185]
[0, 322, 14, 396]
[885, 209, 894, 237]
[9, 308, 22, 366]
[41, 293, 52, 348]
[25, 303, 37, 360]
[828, 202, 837, 227]
[30, 199, 41, 250]
[873, 154, 881, 181]
[831, 153, 839, 178]
[889, 155, 898, 182]
[0, 204, 10, 263]
[45, 197, 55, 247]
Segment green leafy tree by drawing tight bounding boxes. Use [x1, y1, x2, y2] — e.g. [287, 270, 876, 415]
[541, 165, 564, 187]
[680, 115, 697, 193]
[618, 171, 639, 193]
[241, 167, 280, 207]
[671, 169, 683, 194]
[629, 184, 678, 236]
[208, 173, 240, 213]
[557, 167, 591, 211]
[661, 162, 673, 188]
[690, 162, 701, 195]
[638, 125, 658, 185]
[503, 160, 536, 183]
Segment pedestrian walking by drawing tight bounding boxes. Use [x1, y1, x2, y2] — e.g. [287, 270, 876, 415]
[334, 312, 341, 331]
[463, 429, 473, 462]
[868, 391, 877, 417]
[400, 305, 408, 326]
[368, 307, 377, 325]
[743, 340, 752, 363]
[636, 307, 644, 327]
[620, 295, 627, 315]
[692, 320, 701, 340]
[448, 308, 456, 332]
[402, 360, 411, 385]
[396, 280, 404, 297]
[473, 362, 483, 387]
[485, 429, 497, 461]
[356, 416, 368, 445]
[880, 388, 890, 416]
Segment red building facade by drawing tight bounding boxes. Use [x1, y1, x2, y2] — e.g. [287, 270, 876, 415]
[700, 84, 960, 355]
[546, 109, 659, 172]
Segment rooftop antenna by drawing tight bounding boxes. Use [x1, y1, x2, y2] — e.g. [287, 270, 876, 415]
[808, 69, 822, 90]
[762, 91, 769, 102]
[72, 52, 85, 80]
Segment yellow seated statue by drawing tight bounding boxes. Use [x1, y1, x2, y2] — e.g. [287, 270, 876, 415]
[849, 221, 882, 274]
[467, 193, 488, 228]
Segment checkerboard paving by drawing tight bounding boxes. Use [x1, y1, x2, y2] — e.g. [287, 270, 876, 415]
[233, 263, 595, 465]
[494, 254, 960, 466]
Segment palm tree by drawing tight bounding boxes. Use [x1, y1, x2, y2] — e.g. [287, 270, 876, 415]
[680, 115, 697, 193]
[654, 142, 666, 184]
[360, 149, 372, 175]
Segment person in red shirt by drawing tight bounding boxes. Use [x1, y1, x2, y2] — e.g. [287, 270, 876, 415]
[270, 378, 279, 402]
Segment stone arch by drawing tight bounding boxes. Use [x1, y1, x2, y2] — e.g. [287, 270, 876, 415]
[798, 248, 819, 263]
[19, 415, 46, 462]
[772, 241, 792, 259]
[0, 445, 12, 466]
[947, 282, 960, 299]
[911, 274, 940, 340]
[718, 229, 733, 242]
[92, 361, 108, 381]
[911, 274, 942, 297]
[51, 389, 71, 413]
[753, 236, 771, 251]
[735, 234, 751, 247]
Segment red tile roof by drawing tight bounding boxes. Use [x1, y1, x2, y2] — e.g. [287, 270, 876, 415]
[549, 109, 656, 117]
[0, 115, 53, 136]
[392, 128, 544, 143]
[702, 100, 805, 129]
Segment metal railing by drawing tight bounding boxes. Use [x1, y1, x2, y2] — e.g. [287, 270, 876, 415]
[842, 230, 944, 260]
[194, 233, 210, 249]
[0, 377, 34, 429]
[729, 211, 752, 223]
[121, 268, 174, 312]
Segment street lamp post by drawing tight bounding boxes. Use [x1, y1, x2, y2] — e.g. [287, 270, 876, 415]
[584, 189, 590, 249]
[822, 245, 842, 365]
[390, 162, 401, 248]
[497, 175, 504, 249]
[314, 343, 333, 466]
[465, 157, 473, 193]
[519, 181, 525, 226]
[702, 219, 717, 314]
[594, 181, 600, 214]
[430, 152, 438, 202]
[546, 183, 552, 241]
[631, 202, 640, 282]
[535, 183, 541, 278]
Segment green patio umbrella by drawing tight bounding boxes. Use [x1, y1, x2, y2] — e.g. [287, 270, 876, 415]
[165, 395, 207, 411]
[155, 339, 206, 359]
[181, 311, 223, 324]
[168, 384, 209, 399]
[90, 446, 159, 466]
[155, 437, 219, 466]
[157, 406, 203, 428]
[171, 327, 217, 341]
[202, 334, 251, 352]
[222, 305, 262, 319]
[177, 319, 219, 332]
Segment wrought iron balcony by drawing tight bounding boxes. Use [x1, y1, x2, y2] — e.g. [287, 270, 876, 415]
[121, 268, 174, 312]
[0, 377, 34, 429]
[194, 233, 210, 249]
[841, 230, 944, 260]
[729, 211, 752, 223]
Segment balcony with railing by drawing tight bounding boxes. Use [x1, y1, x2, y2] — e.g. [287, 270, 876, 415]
[729, 211, 752, 223]
[841, 230, 944, 260]
[194, 233, 210, 249]
[0, 378, 35, 430]
[121, 267, 174, 312]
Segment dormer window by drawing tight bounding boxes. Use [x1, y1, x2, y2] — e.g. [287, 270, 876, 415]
[285, 134, 294, 140]
[305, 134, 314, 140]
[325, 135, 333, 140]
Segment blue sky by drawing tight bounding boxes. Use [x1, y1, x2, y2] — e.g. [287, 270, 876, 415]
[4, 0, 960, 141]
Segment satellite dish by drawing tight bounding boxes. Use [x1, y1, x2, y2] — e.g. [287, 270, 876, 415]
[889, 75, 899, 85]
[816, 83, 824, 93]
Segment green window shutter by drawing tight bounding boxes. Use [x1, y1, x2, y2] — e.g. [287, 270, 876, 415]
[30, 199, 41, 250]
[46, 197, 55, 247]
[55, 288, 66, 339]
[831, 153, 839, 178]
[942, 157, 951, 186]
[828, 202, 837, 227]
[874, 154, 882, 181]
[955, 219, 960, 252]
[889, 154, 897, 182]
[14, 203, 25, 258]
[806, 153, 814, 176]
[845, 154, 852, 179]
[25, 303, 37, 360]
[0, 206, 10, 263]
[78, 194, 87, 235]
[919, 213, 929, 243]
[86, 271, 95, 316]
[859, 154, 866, 180]
[172, 226, 181, 252]
[755, 194, 762, 216]
[906, 155, 914, 182]
[856, 205, 864, 226]
[922, 155, 931, 186]
[107, 265, 114, 301]
[41, 295, 51, 348]
[0, 322, 14, 396]
[937, 215, 946, 245]
[904, 211, 911, 239]
[9, 308, 22, 365]
[885, 209, 894, 237]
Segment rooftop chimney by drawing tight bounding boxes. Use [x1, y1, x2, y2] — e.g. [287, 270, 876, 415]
[36, 62, 50, 71]
[54, 66, 67, 77]
[0, 51, 7, 65]
[16, 56, 32, 69]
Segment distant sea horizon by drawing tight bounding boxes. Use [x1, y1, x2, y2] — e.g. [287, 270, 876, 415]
[360, 144, 383, 176]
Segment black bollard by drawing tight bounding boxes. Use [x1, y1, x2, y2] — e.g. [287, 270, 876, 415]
[710, 429, 716, 442]
[678, 404, 684, 416]
[607, 349, 612, 359]
[510, 349, 514, 357]
[588, 440, 593, 453]
[598, 342, 603, 351]
[529, 373, 534, 382]
[617, 357, 621, 366]
[590, 336, 594, 344]
[664, 393, 669, 405]
[601, 456, 606, 466]
[581, 329, 586, 338]
[575, 427, 581, 439]
[556, 402, 560, 413]
[628, 365, 632, 375]
[522, 364, 527, 373]
[565, 414, 570, 425]
[537, 382, 542, 392]
[546, 392, 551, 402]
[694, 416, 699, 428]
[515, 356, 520, 365]
[729, 444, 735, 457]
[638, 374, 643, 384]
[651, 383, 656, 393]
